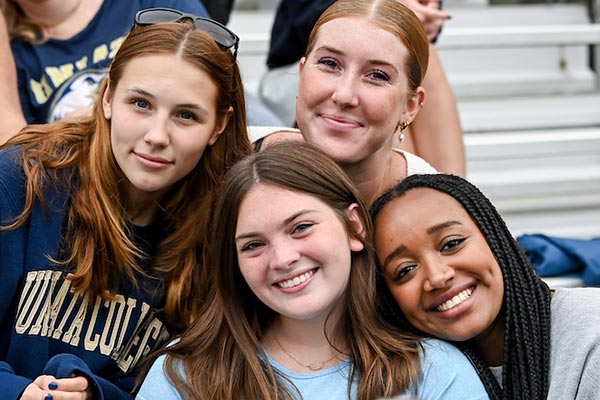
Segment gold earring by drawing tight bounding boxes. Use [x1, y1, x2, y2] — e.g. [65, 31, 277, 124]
[396, 120, 409, 142]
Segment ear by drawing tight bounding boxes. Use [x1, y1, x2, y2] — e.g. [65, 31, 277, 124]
[102, 79, 113, 120]
[299, 56, 306, 73]
[209, 106, 233, 146]
[399, 86, 426, 129]
[346, 203, 366, 252]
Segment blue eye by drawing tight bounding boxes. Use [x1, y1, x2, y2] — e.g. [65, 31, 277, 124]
[178, 111, 198, 121]
[132, 98, 150, 109]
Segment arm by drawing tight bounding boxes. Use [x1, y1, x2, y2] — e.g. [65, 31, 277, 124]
[396, 0, 450, 42]
[0, 13, 27, 145]
[41, 354, 133, 400]
[410, 45, 466, 177]
[0, 355, 134, 400]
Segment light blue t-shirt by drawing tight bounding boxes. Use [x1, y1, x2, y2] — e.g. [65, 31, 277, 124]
[136, 338, 488, 399]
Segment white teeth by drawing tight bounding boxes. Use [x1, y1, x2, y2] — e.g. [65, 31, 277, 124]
[436, 288, 473, 312]
[278, 270, 314, 289]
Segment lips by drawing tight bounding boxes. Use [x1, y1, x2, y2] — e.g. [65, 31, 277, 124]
[275, 268, 317, 289]
[434, 287, 474, 312]
[319, 113, 363, 130]
[134, 151, 172, 166]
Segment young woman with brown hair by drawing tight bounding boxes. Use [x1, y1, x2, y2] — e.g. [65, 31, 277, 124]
[137, 142, 487, 399]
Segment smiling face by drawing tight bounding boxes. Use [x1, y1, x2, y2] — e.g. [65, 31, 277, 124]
[296, 17, 422, 166]
[373, 188, 504, 343]
[235, 184, 364, 323]
[103, 53, 229, 205]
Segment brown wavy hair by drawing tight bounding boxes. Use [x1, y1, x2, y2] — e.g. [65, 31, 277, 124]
[306, 0, 429, 95]
[154, 141, 421, 399]
[0, 21, 251, 331]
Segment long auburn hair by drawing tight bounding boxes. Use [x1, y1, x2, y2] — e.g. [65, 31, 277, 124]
[0, 21, 251, 331]
[305, 0, 429, 95]
[156, 141, 421, 399]
[371, 173, 551, 400]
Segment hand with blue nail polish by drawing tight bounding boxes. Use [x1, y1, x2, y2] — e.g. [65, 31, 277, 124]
[19, 375, 92, 400]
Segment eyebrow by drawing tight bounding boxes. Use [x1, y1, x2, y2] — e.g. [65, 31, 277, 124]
[426, 220, 462, 235]
[126, 88, 209, 116]
[234, 209, 317, 242]
[314, 45, 398, 71]
[381, 220, 463, 270]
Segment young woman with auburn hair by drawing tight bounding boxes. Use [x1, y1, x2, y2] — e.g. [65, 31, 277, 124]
[0, 9, 249, 400]
[137, 141, 487, 399]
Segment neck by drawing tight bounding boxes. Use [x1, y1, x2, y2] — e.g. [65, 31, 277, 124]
[472, 314, 506, 366]
[124, 186, 166, 226]
[19, 0, 103, 39]
[342, 145, 405, 206]
[265, 314, 346, 373]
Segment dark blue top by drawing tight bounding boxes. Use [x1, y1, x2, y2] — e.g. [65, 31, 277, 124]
[266, 0, 334, 69]
[0, 146, 174, 399]
[11, 0, 207, 124]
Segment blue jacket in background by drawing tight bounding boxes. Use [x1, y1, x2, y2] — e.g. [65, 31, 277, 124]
[518, 233, 600, 286]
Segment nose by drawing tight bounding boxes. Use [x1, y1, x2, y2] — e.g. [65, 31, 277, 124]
[331, 72, 359, 108]
[144, 114, 170, 147]
[423, 257, 455, 292]
[268, 238, 300, 270]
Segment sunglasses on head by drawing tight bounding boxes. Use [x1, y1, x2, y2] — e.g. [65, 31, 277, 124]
[133, 7, 239, 60]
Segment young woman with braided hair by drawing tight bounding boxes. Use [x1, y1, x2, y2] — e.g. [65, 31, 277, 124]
[371, 173, 600, 400]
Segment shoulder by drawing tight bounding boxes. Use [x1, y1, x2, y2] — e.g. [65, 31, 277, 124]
[419, 338, 467, 366]
[551, 287, 600, 334]
[416, 339, 489, 399]
[392, 148, 438, 175]
[552, 287, 600, 316]
[0, 145, 23, 169]
[136, 353, 183, 400]
[548, 288, 600, 399]
[0, 146, 26, 199]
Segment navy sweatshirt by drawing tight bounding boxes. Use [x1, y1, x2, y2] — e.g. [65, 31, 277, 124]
[0, 147, 172, 399]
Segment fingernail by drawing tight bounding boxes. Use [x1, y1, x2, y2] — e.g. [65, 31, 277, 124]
[44, 394, 53, 400]
[48, 382, 58, 390]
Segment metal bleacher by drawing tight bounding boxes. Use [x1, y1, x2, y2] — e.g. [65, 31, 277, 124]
[229, 0, 600, 245]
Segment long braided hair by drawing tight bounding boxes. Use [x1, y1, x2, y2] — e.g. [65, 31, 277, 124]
[370, 173, 551, 400]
